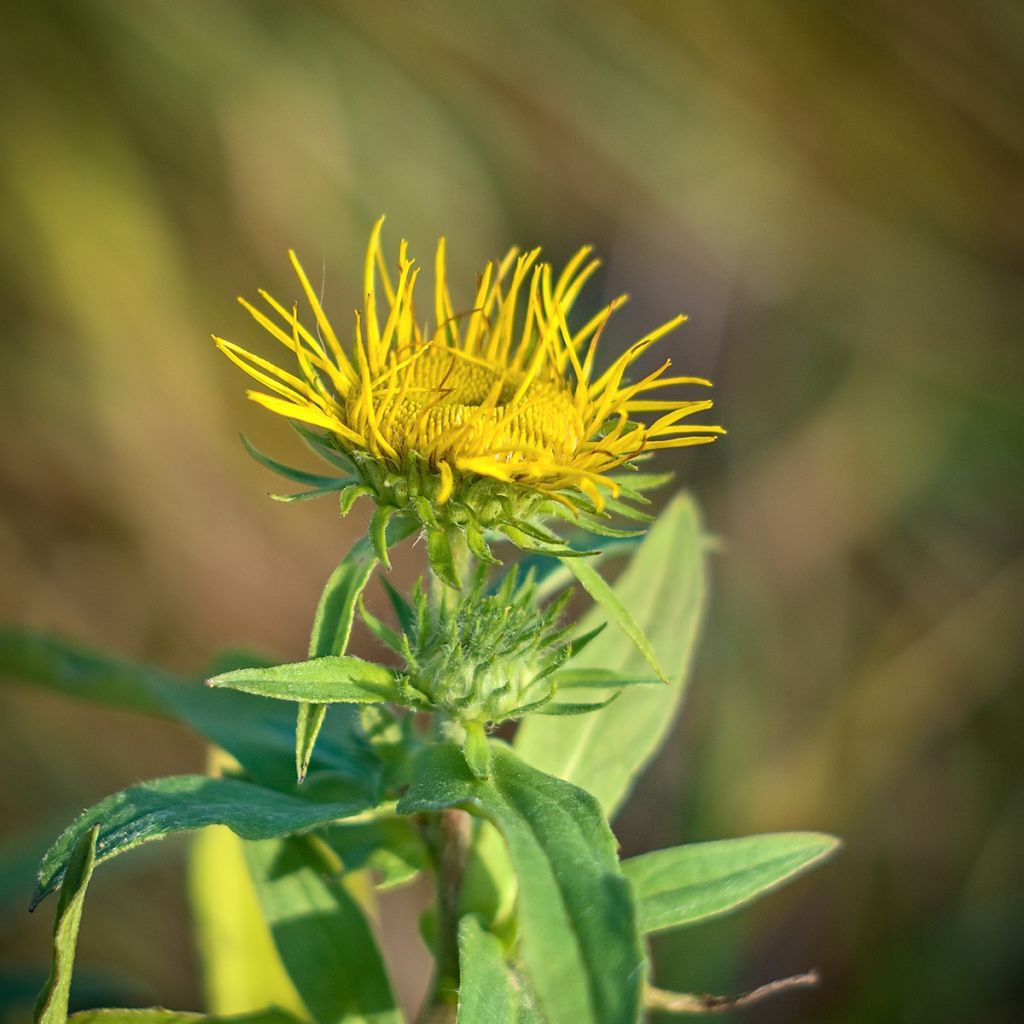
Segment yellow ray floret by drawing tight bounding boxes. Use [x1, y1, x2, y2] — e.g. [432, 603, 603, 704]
[215, 218, 723, 508]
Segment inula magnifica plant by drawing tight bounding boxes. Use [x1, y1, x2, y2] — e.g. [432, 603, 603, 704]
[9, 220, 837, 1024]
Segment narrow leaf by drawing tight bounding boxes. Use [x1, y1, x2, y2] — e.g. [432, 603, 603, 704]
[298, 522, 417, 780]
[623, 833, 840, 934]
[398, 744, 643, 1024]
[456, 916, 517, 1024]
[245, 836, 404, 1024]
[534, 692, 621, 716]
[551, 669, 660, 689]
[559, 557, 667, 682]
[516, 495, 707, 816]
[270, 485, 349, 504]
[33, 776, 371, 908]
[34, 826, 99, 1024]
[241, 433, 348, 489]
[208, 656, 397, 704]
[68, 1010, 305, 1023]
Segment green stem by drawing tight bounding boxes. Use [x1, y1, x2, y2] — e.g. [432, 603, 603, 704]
[417, 808, 472, 1024]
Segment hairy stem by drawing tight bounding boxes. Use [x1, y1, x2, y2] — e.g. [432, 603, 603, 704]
[416, 808, 472, 1024]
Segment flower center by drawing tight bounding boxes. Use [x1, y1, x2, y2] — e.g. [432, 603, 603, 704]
[352, 347, 584, 462]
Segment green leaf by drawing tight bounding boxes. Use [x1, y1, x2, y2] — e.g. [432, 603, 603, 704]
[623, 832, 840, 934]
[245, 836, 404, 1024]
[456, 916, 517, 1024]
[270, 485, 351, 504]
[68, 1010, 305, 1023]
[34, 825, 98, 1024]
[516, 494, 706, 815]
[208, 656, 397, 704]
[534, 692, 621, 716]
[187, 826, 307, 1018]
[298, 524, 415, 782]
[398, 744, 643, 1024]
[0, 629, 173, 717]
[558, 556, 667, 683]
[241, 433, 349, 489]
[33, 776, 372, 908]
[551, 669, 660, 689]
[0, 634, 374, 795]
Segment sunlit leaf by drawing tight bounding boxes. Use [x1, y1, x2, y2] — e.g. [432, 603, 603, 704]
[245, 837, 404, 1024]
[33, 776, 372, 908]
[516, 495, 706, 815]
[398, 743, 644, 1024]
[187, 826, 306, 1018]
[624, 832, 840, 934]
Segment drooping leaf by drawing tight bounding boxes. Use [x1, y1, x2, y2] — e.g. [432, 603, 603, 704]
[241, 433, 349, 489]
[557, 556, 667, 683]
[456, 916, 517, 1024]
[516, 495, 706, 815]
[34, 826, 99, 1024]
[208, 656, 397, 704]
[245, 836, 404, 1024]
[187, 826, 306, 1018]
[623, 832, 840, 934]
[398, 743, 644, 1024]
[33, 776, 372, 908]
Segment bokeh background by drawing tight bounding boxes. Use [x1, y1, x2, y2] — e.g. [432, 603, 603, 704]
[1, 1, 1022, 1021]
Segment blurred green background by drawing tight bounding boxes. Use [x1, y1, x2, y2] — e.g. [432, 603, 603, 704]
[1, 1, 1021, 1021]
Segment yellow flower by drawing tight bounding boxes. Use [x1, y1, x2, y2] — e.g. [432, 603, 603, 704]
[215, 218, 722, 568]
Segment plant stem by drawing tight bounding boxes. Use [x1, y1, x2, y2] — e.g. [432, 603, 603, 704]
[417, 808, 472, 1024]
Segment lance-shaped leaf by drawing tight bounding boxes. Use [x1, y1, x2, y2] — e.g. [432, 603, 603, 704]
[68, 1010, 306, 1023]
[245, 836, 404, 1024]
[241, 432, 351, 489]
[188, 826, 306, 1018]
[398, 743, 644, 1024]
[550, 669, 660, 689]
[516, 495, 706, 816]
[34, 826, 99, 1024]
[557, 556, 667, 683]
[623, 832, 840, 934]
[33, 776, 372, 908]
[208, 656, 398, 704]
[297, 522, 416, 782]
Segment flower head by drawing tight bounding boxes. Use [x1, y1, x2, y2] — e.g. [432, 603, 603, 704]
[215, 218, 722, 569]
